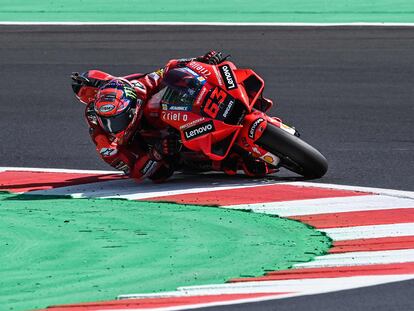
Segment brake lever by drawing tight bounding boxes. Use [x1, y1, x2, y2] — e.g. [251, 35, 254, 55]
[71, 72, 90, 84]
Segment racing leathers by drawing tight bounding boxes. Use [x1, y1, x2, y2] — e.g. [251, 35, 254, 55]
[71, 51, 227, 182]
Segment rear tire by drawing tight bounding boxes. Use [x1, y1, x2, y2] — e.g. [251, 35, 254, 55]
[256, 124, 328, 178]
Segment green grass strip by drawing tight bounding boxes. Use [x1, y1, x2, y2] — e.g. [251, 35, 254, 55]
[1, 0, 414, 23]
[0, 192, 330, 311]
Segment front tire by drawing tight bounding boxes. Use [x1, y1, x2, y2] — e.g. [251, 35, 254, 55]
[256, 124, 328, 178]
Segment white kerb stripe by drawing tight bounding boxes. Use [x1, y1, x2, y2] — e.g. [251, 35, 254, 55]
[29, 177, 271, 199]
[322, 222, 414, 241]
[284, 181, 414, 199]
[225, 195, 414, 217]
[176, 274, 414, 295]
[294, 249, 414, 268]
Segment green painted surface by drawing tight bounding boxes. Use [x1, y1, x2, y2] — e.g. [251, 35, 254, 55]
[0, 0, 413, 23]
[0, 192, 330, 311]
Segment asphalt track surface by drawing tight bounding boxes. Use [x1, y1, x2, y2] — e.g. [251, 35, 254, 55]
[0, 26, 413, 310]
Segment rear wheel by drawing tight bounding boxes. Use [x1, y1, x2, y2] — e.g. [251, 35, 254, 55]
[256, 124, 328, 178]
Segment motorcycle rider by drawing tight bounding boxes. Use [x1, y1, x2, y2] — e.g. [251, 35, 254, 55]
[71, 51, 274, 182]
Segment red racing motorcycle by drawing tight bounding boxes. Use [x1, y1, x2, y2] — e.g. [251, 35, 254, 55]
[143, 60, 328, 178]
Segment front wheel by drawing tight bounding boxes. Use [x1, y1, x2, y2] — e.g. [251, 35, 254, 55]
[256, 123, 328, 178]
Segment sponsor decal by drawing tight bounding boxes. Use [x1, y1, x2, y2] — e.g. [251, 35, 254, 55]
[99, 104, 115, 113]
[281, 123, 297, 135]
[248, 118, 265, 139]
[124, 86, 137, 99]
[261, 152, 280, 165]
[195, 87, 207, 107]
[114, 160, 130, 173]
[148, 72, 161, 81]
[155, 68, 164, 77]
[184, 120, 215, 140]
[161, 111, 188, 122]
[180, 117, 206, 130]
[168, 105, 192, 111]
[202, 87, 227, 119]
[222, 99, 235, 118]
[131, 80, 146, 91]
[140, 160, 157, 175]
[162, 104, 192, 111]
[219, 65, 238, 90]
[188, 61, 211, 77]
[212, 66, 224, 86]
[99, 148, 118, 157]
[263, 155, 274, 163]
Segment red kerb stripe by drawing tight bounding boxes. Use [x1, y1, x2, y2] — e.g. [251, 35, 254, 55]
[230, 262, 414, 282]
[330, 236, 414, 253]
[41, 293, 289, 310]
[144, 185, 368, 205]
[291, 208, 414, 228]
[0, 171, 123, 193]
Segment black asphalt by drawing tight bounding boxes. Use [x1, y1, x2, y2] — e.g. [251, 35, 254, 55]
[0, 26, 413, 310]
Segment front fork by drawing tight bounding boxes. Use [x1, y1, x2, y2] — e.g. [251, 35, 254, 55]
[236, 110, 297, 167]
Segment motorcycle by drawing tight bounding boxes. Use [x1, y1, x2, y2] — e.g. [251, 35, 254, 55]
[141, 60, 328, 178]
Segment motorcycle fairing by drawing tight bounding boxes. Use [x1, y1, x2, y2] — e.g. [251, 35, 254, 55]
[233, 69, 265, 110]
[157, 60, 291, 162]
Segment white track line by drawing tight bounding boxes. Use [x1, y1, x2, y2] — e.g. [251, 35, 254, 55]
[2, 22, 414, 27]
[120, 274, 414, 300]
[225, 195, 414, 217]
[323, 222, 414, 241]
[295, 249, 414, 268]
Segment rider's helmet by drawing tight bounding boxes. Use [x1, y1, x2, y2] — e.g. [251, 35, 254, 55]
[94, 78, 140, 134]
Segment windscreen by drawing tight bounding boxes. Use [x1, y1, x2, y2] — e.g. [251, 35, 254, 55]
[161, 67, 206, 110]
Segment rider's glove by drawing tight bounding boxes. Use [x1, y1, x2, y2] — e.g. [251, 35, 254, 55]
[71, 71, 105, 94]
[196, 51, 226, 65]
[71, 72, 90, 85]
[150, 134, 182, 160]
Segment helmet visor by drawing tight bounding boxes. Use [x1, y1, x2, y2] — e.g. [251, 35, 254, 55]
[98, 107, 132, 134]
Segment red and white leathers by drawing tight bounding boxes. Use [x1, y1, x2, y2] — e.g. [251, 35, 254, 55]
[74, 64, 180, 182]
